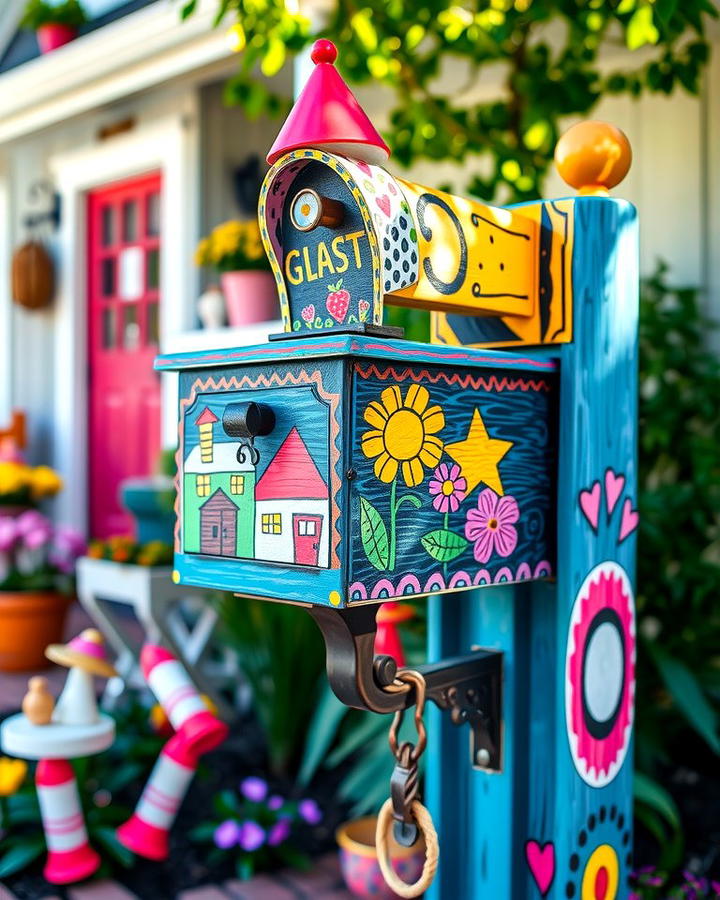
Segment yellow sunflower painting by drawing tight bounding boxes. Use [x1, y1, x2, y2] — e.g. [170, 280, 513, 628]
[361, 384, 445, 487]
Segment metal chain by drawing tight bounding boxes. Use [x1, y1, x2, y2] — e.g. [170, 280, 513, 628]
[383, 669, 428, 846]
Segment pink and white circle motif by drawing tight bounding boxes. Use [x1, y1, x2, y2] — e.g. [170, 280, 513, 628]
[566, 561, 635, 788]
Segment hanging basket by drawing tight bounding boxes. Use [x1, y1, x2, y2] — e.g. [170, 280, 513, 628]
[11, 241, 55, 310]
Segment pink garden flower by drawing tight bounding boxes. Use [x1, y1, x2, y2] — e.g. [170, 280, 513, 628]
[428, 463, 467, 514]
[0, 517, 18, 552]
[464, 488, 519, 564]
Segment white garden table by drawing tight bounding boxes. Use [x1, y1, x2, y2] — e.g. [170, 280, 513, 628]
[76, 557, 238, 719]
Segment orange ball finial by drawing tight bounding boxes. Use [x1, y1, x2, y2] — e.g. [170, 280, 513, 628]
[311, 39, 338, 65]
[554, 121, 632, 196]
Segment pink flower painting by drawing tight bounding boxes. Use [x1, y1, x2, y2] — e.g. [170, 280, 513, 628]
[428, 463, 467, 514]
[465, 488, 519, 564]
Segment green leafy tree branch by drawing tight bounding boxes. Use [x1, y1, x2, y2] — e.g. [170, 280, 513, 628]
[183, 0, 715, 202]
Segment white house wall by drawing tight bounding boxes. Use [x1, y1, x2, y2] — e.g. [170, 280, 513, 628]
[0, 83, 200, 525]
[254, 498, 330, 568]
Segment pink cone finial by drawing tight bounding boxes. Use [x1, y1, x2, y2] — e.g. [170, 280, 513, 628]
[266, 37, 390, 166]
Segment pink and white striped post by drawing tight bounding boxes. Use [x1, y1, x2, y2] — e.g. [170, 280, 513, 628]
[36, 758, 100, 884]
[140, 645, 228, 756]
[115, 732, 197, 861]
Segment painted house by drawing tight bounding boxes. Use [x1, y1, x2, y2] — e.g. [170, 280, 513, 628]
[254, 427, 329, 568]
[183, 407, 255, 557]
[0, 1, 717, 538]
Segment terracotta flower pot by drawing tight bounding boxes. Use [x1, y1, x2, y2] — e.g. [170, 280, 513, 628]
[337, 816, 426, 899]
[0, 591, 73, 672]
[36, 24, 77, 54]
[221, 270, 277, 327]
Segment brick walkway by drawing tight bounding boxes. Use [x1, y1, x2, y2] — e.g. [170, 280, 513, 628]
[0, 853, 352, 899]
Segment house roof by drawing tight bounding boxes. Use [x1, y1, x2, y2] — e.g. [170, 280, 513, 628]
[0, 0, 158, 75]
[184, 440, 254, 474]
[266, 39, 390, 166]
[256, 427, 328, 501]
[195, 407, 218, 426]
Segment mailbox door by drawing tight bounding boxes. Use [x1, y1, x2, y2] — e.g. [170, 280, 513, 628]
[174, 358, 349, 606]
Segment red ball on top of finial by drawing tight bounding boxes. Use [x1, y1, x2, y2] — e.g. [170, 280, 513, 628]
[311, 39, 337, 65]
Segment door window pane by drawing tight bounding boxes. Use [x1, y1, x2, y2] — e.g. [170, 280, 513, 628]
[146, 192, 160, 237]
[122, 304, 140, 350]
[101, 206, 114, 247]
[147, 248, 160, 291]
[147, 301, 159, 345]
[101, 308, 116, 349]
[122, 199, 138, 242]
[101, 258, 115, 297]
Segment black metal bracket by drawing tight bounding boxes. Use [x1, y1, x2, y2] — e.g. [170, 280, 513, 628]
[307, 605, 503, 771]
[23, 180, 61, 232]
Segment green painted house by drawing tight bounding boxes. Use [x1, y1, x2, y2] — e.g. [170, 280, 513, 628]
[182, 407, 255, 557]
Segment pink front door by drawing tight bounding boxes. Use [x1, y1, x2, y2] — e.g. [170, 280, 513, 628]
[293, 514, 323, 566]
[87, 173, 162, 538]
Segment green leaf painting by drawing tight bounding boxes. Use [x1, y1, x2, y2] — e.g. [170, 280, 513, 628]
[420, 528, 468, 563]
[360, 496, 390, 571]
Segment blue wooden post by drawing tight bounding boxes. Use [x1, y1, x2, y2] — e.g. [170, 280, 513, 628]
[158, 44, 640, 900]
[427, 198, 639, 900]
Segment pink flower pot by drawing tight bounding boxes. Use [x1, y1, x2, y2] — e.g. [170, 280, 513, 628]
[36, 24, 78, 54]
[221, 270, 278, 327]
[337, 816, 426, 900]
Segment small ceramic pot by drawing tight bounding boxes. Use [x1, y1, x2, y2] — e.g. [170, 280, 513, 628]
[221, 270, 277, 327]
[197, 284, 226, 329]
[36, 24, 78, 54]
[0, 591, 73, 671]
[337, 816, 426, 900]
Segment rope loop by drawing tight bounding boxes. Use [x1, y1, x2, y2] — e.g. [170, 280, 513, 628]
[376, 798, 439, 898]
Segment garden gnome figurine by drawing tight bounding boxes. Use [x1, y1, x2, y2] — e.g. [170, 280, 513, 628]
[45, 629, 117, 726]
[22, 676, 55, 725]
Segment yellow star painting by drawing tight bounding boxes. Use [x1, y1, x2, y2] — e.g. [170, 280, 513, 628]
[444, 408, 513, 496]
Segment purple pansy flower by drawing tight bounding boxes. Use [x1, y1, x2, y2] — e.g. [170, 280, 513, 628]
[428, 463, 467, 514]
[267, 794, 284, 811]
[267, 818, 291, 847]
[238, 820, 265, 852]
[240, 776, 268, 803]
[214, 819, 243, 849]
[298, 799, 322, 825]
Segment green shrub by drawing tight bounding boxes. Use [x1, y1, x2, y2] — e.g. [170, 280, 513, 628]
[635, 263, 720, 772]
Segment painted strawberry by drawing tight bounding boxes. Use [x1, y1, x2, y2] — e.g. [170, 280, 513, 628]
[301, 304, 315, 324]
[358, 299, 370, 322]
[325, 280, 350, 323]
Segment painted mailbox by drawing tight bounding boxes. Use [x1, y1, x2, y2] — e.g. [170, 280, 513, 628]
[158, 40, 638, 900]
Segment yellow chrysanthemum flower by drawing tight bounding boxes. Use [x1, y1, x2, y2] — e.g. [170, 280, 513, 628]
[30, 465, 63, 498]
[0, 757, 27, 797]
[0, 462, 30, 495]
[361, 384, 445, 487]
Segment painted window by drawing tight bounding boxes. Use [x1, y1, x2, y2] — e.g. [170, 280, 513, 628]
[298, 519, 317, 536]
[231, 474, 245, 495]
[196, 474, 211, 497]
[262, 513, 282, 534]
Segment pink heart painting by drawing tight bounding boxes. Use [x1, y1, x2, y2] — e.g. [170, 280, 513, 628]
[375, 195, 391, 217]
[355, 160, 372, 176]
[525, 840, 555, 897]
[604, 468, 626, 516]
[579, 481, 601, 531]
[619, 498, 639, 542]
